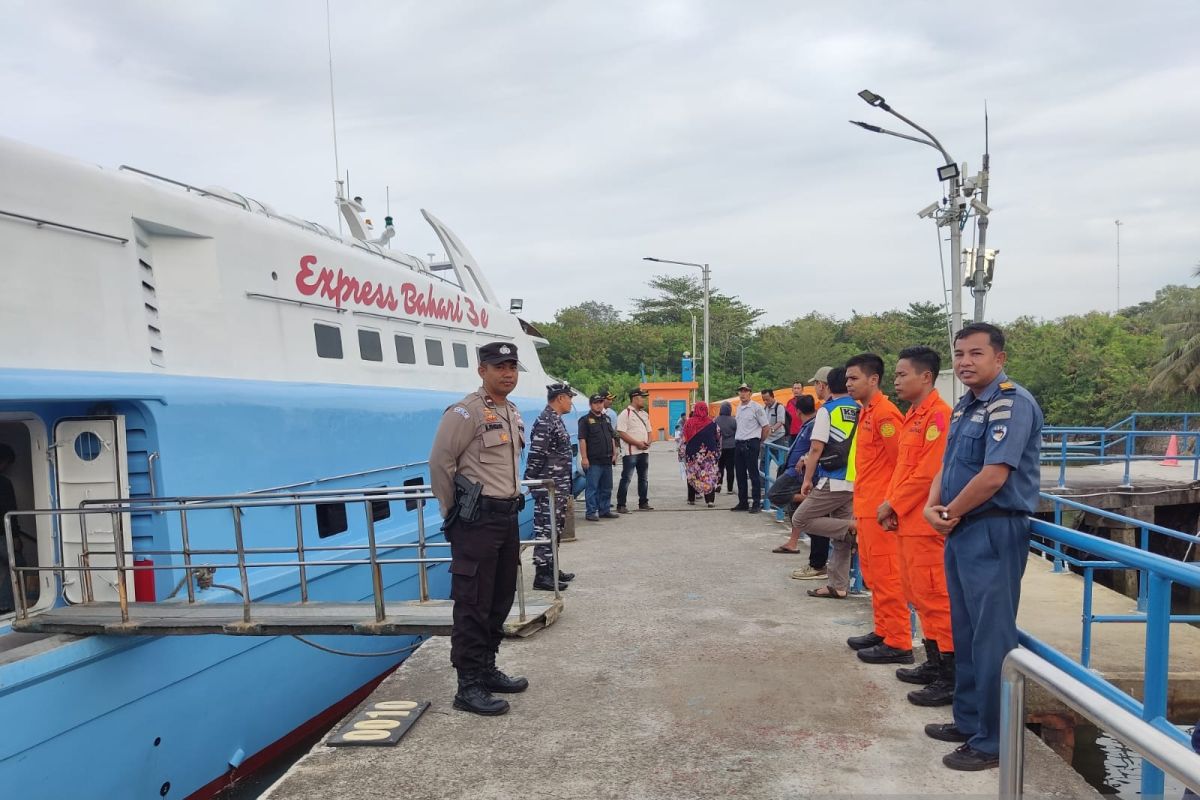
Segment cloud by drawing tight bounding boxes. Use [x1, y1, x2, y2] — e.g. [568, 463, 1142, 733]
[2, 0, 1198, 327]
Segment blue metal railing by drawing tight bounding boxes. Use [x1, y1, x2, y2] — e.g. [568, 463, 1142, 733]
[1041, 412, 1200, 487]
[1022, 512, 1200, 797]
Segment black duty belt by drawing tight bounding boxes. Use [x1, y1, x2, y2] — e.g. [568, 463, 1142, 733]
[480, 495, 522, 515]
[963, 508, 1028, 523]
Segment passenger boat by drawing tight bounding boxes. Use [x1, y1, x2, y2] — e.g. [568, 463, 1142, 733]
[0, 137, 558, 798]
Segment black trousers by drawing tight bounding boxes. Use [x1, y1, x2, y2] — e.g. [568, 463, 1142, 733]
[717, 449, 735, 490]
[687, 484, 715, 504]
[448, 508, 520, 672]
[734, 438, 762, 505]
[809, 530, 830, 569]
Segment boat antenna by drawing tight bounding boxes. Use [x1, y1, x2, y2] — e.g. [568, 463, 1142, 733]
[325, 0, 343, 235]
[385, 185, 391, 248]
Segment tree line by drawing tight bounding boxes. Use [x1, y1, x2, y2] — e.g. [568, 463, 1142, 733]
[534, 270, 1200, 428]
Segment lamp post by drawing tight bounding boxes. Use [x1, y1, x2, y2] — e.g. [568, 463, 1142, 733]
[644, 257, 710, 404]
[850, 90, 965, 341]
[740, 344, 747, 384]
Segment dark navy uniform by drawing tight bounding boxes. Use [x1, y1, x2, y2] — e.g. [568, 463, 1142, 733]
[524, 403, 572, 569]
[940, 371, 1043, 755]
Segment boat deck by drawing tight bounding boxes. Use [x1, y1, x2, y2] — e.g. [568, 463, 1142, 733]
[263, 442, 1105, 799]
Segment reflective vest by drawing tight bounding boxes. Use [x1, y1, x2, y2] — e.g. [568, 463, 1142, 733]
[817, 395, 859, 483]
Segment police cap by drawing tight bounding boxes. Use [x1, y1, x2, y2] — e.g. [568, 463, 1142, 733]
[547, 381, 577, 401]
[479, 341, 519, 365]
[629, 388, 649, 399]
[588, 392, 606, 405]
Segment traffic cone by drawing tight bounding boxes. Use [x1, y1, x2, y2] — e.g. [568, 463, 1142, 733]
[1161, 435, 1180, 467]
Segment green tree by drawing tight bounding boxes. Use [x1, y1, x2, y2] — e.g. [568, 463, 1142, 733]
[1147, 268, 1200, 395]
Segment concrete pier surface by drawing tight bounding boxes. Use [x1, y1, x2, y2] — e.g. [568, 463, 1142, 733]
[267, 443, 1102, 799]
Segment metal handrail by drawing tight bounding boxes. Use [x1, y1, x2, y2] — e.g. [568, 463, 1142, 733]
[4, 479, 561, 628]
[1040, 420, 1200, 486]
[1019, 515, 1200, 796]
[1000, 647, 1200, 799]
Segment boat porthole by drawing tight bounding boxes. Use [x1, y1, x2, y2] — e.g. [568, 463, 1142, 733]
[160, 782, 170, 796]
[153, 737, 161, 747]
[271, 271, 278, 280]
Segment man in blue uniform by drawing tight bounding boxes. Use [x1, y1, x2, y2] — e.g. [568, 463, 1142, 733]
[525, 382, 577, 592]
[923, 323, 1044, 770]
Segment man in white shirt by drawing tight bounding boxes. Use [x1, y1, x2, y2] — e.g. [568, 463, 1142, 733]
[616, 388, 654, 513]
[731, 383, 771, 514]
[761, 388, 790, 477]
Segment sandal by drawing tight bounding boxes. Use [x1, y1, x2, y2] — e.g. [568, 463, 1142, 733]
[772, 545, 800, 554]
[807, 585, 847, 599]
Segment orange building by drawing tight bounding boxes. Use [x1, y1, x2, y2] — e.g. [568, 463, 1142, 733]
[636, 380, 700, 441]
[714, 386, 822, 416]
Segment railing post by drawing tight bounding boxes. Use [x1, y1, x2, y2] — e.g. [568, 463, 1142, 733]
[231, 508, 252, 625]
[80, 508, 95, 603]
[1121, 433, 1133, 487]
[999, 656, 1026, 800]
[111, 510, 130, 623]
[364, 501, 385, 623]
[416, 497, 430, 603]
[179, 509, 195, 603]
[1140, 573, 1172, 799]
[292, 499, 308, 603]
[1137, 526, 1150, 613]
[1052, 500, 1067, 573]
[1081, 567, 1094, 668]
[1058, 436, 1067, 488]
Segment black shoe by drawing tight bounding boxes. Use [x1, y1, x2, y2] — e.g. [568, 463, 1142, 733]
[897, 639, 941, 684]
[617, 506, 631, 514]
[847, 631, 885, 651]
[585, 514, 600, 521]
[638, 503, 654, 511]
[748, 506, 761, 514]
[481, 666, 529, 694]
[856, 643, 915, 664]
[600, 512, 620, 519]
[533, 567, 568, 592]
[687, 499, 696, 505]
[908, 677, 955, 707]
[925, 722, 972, 743]
[730, 504, 750, 511]
[453, 671, 510, 716]
[942, 744, 998, 771]
[558, 570, 575, 582]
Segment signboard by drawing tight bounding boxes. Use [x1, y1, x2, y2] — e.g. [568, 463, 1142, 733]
[327, 699, 430, 747]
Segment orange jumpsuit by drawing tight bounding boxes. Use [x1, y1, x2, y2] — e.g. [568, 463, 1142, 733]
[852, 391, 909, 650]
[883, 389, 954, 652]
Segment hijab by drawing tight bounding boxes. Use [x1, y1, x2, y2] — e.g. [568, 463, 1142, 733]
[683, 401, 712, 442]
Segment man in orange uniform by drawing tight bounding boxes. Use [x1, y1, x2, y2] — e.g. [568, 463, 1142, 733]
[878, 346, 956, 706]
[843, 353, 912, 664]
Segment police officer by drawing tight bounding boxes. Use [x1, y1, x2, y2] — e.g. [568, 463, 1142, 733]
[525, 381, 577, 592]
[922, 323, 1043, 770]
[430, 341, 529, 716]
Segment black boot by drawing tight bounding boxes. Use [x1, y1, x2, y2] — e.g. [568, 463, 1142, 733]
[482, 654, 529, 693]
[847, 631, 884, 651]
[558, 570, 575, 582]
[453, 670, 510, 716]
[533, 565, 568, 592]
[897, 639, 941, 684]
[909, 652, 955, 707]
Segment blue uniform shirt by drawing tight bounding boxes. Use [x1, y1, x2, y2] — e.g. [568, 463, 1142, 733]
[941, 372, 1043, 514]
[782, 418, 815, 480]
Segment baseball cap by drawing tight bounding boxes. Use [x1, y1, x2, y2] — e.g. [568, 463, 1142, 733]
[809, 366, 832, 384]
[588, 392, 606, 404]
[737, 383, 752, 392]
[629, 388, 649, 399]
[478, 342, 520, 365]
[546, 381, 576, 401]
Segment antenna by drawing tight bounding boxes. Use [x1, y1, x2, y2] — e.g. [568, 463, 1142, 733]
[325, 0, 342, 235]
[385, 186, 391, 248]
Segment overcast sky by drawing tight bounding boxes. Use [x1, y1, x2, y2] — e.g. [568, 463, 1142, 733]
[4, 1, 1198, 326]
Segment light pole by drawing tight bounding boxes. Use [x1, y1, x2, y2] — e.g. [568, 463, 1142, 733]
[851, 89, 966, 341]
[1115, 219, 1123, 313]
[739, 344, 747, 384]
[644, 257, 710, 404]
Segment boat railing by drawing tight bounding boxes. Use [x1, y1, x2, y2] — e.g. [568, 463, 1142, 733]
[3, 479, 561, 630]
[1009, 513, 1200, 797]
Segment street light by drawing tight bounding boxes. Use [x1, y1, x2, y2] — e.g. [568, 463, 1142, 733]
[850, 88, 966, 341]
[643, 257, 710, 404]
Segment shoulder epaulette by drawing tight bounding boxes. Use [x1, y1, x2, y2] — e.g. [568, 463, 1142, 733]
[998, 381, 1016, 393]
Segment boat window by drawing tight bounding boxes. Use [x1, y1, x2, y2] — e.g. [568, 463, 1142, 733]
[314, 323, 343, 359]
[358, 328, 383, 362]
[452, 342, 469, 368]
[425, 338, 445, 367]
[403, 476, 425, 512]
[316, 502, 348, 538]
[368, 489, 391, 523]
[395, 334, 416, 364]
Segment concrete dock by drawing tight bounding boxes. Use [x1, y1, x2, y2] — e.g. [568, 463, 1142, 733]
[265, 443, 1118, 799]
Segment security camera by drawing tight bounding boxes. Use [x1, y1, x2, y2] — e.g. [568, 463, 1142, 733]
[970, 198, 992, 215]
[917, 201, 940, 219]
